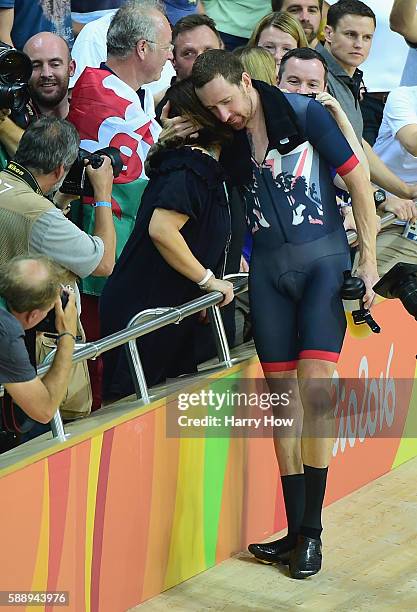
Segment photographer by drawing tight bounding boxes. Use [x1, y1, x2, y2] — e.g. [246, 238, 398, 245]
[0, 256, 77, 424]
[0, 33, 75, 159]
[0, 116, 116, 280]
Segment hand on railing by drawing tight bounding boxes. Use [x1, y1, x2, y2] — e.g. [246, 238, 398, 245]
[201, 276, 234, 306]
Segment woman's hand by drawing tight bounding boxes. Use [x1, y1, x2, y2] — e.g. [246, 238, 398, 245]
[316, 92, 346, 124]
[201, 276, 234, 306]
[159, 101, 199, 142]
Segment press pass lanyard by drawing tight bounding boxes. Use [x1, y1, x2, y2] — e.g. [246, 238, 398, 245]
[3, 161, 43, 195]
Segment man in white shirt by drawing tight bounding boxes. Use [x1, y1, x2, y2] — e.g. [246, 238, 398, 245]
[69, 8, 176, 95]
[373, 86, 417, 275]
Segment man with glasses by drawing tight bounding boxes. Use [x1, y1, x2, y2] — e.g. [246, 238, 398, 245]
[68, 0, 172, 409]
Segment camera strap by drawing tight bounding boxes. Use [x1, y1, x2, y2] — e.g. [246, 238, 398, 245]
[3, 161, 43, 195]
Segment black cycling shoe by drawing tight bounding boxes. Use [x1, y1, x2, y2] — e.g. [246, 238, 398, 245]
[248, 536, 296, 565]
[289, 535, 322, 579]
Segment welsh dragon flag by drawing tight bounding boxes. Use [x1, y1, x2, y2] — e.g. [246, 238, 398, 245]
[68, 67, 161, 296]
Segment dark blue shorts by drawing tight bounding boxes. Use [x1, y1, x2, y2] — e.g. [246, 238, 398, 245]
[249, 229, 351, 372]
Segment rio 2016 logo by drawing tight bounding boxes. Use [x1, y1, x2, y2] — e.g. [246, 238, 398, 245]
[332, 343, 395, 455]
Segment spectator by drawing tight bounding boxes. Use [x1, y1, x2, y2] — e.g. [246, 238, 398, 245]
[0, 256, 77, 425]
[390, 0, 417, 87]
[201, 0, 272, 50]
[100, 78, 233, 400]
[371, 86, 417, 274]
[68, 0, 171, 408]
[24, 33, 75, 120]
[68, 6, 175, 95]
[155, 14, 223, 116]
[248, 12, 308, 76]
[171, 14, 223, 81]
[0, 0, 73, 50]
[192, 49, 377, 578]
[316, 1, 417, 204]
[272, 0, 323, 48]
[325, 0, 409, 145]
[0, 33, 75, 161]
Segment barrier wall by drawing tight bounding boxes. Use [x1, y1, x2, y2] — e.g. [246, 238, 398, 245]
[0, 299, 416, 611]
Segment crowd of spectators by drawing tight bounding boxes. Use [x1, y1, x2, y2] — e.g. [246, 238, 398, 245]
[1, 0, 417, 578]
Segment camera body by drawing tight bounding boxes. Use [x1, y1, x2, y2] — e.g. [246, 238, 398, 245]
[0, 41, 31, 111]
[36, 290, 69, 335]
[59, 146, 123, 197]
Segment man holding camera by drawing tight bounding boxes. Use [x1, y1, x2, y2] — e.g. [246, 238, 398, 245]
[0, 256, 77, 426]
[0, 32, 75, 160]
[0, 116, 115, 283]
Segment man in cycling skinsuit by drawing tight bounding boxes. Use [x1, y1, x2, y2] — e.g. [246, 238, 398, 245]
[192, 50, 378, 579]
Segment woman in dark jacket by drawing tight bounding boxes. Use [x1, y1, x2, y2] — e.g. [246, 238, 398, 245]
[100, 79, 234, 400]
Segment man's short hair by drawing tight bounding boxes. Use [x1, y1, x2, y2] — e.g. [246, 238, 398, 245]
[107, 0, 166, 58]
[327, 0, 376, 29]
[271, 0, 323, 11]
[14, 116, 79, 174]
[192, 49, 244, 89]
[278, 47, 328, 83]
[172, 14, 222, 52]
[0, 256, 67, 313]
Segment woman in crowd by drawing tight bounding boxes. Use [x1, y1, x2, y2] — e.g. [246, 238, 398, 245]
[100, 79, 234, 401]
[248, 11, 308, 78]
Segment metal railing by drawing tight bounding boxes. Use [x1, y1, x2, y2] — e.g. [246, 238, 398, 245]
[39, 273, 249, 441]
[0, 212, 396, 442]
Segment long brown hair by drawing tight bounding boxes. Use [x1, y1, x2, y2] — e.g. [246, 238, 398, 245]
[166, 77, 232, 147]
[146, 78, 233, 172]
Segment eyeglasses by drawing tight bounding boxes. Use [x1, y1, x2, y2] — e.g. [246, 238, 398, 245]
[145, 39, 174, 52]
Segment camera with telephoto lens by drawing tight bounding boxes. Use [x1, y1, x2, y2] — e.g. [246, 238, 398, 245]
[59, 146, 123, 197]
[0, 41, 31, 111]
[36, 289, 69, 335]
[373, 262, 417, 319]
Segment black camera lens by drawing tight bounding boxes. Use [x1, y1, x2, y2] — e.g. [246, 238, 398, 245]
[0, 44, 31, 111]
[0, 45, 32, 84]
[395, 279, 417, 319]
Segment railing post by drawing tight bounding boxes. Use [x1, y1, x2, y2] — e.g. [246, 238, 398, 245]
[125, 309, 173, 404]
[209, 305, 232, 367]
[41, 347, 68, 442]
[127, 339, 150, 404]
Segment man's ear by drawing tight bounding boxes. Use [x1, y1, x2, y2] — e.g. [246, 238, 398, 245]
[25, 309, 43, 329]
[241, 71, 252, 91]
[136, 38, 147, 60]
[54, 164, 66, 182]
[324, 25, 333, 45]
[69, 58, 76, 77]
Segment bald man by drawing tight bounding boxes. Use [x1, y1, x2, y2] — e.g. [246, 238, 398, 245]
[23, 32, 75, 119]
[0, 32, 74, 157]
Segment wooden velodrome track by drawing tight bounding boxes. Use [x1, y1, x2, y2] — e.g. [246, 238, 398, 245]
[134, 456, 417, 611]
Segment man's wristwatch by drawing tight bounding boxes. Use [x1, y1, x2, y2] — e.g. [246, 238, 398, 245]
[373, 189, 386, 207]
